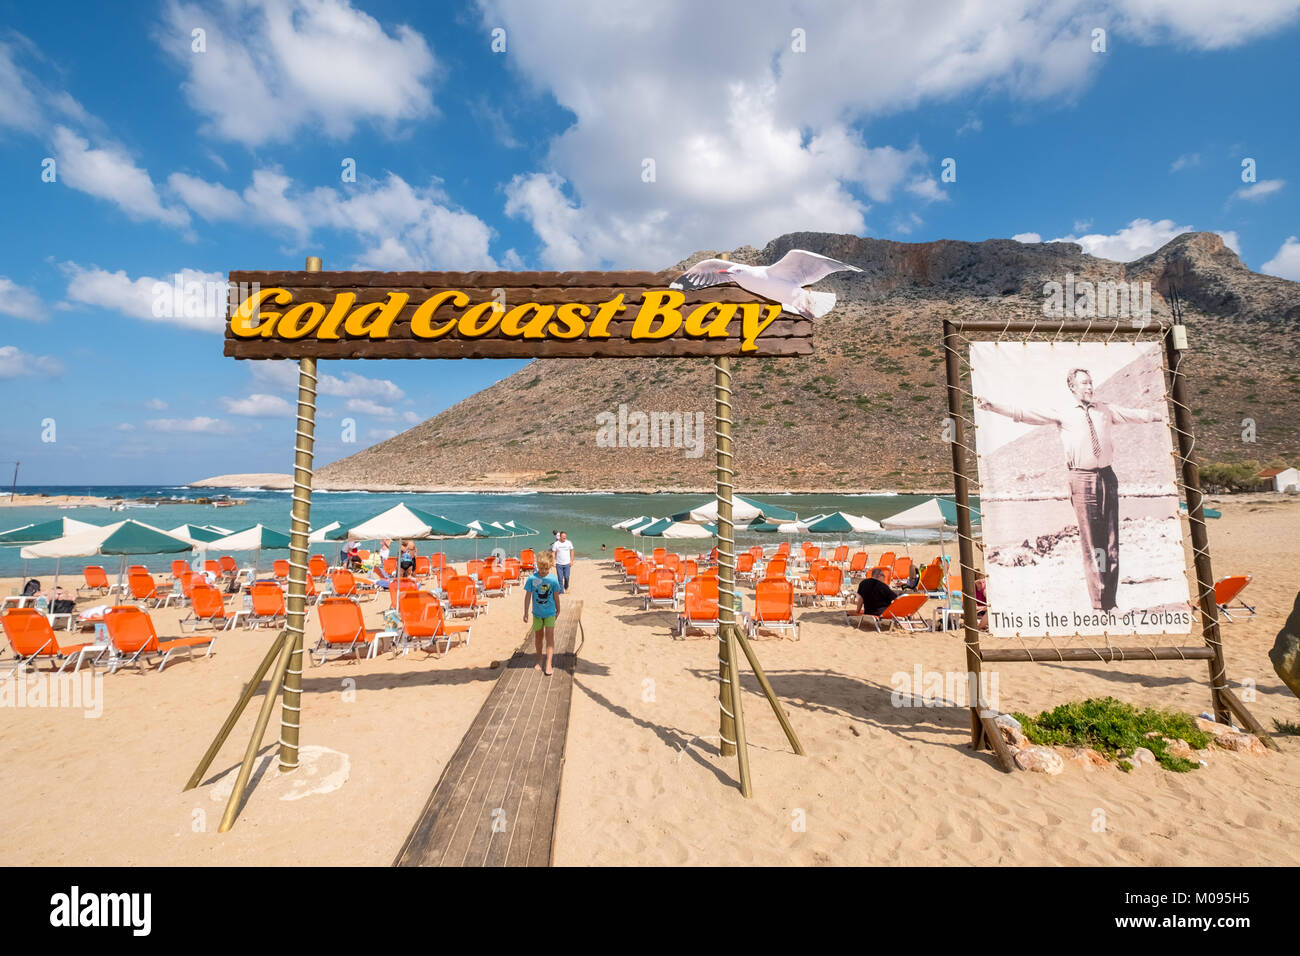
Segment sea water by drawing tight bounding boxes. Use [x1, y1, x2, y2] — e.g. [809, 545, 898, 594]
[0, 485, 953, 578]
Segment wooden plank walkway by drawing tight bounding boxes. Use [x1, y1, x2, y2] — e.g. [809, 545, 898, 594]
[393, 601, 583, 867]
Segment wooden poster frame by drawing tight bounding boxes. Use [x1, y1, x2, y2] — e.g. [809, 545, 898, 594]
[941, 317, 1276, 772]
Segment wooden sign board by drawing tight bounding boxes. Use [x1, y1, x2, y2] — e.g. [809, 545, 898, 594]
[225, 270, 813, 359]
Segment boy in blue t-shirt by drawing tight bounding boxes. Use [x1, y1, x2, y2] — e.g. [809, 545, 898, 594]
[523, 552, 562, 676]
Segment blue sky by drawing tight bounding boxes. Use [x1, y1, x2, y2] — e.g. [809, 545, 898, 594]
[2, 0, 1298, 485]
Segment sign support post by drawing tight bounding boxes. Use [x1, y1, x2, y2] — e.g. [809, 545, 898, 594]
[713, 349, 747, 793]
[279, 256, 321, 770]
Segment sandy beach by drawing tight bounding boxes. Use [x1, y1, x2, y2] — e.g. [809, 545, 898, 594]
[0, 498, 1296, 867]
[0, 493, 120, 508]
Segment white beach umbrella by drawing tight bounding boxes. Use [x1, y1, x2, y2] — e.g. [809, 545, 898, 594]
[634, 519, 715, 539]
[21, 520, 201, 592]
[880, 498, 981, 561]
[308, 520, 342, 544]
[206, 524, 292, 578]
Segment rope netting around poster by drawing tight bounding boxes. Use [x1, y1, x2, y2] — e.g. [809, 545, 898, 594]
[941, 315, 1219, 666]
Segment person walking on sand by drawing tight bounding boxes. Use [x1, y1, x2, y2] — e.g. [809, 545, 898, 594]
[552, 531, 574, 591]
[977, 367, 1161, 612]
[523, 551, 562, 676]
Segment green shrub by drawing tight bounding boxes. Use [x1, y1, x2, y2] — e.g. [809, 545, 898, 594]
[1199, 460, 1264, 492]
[1011, 697, 1209, 772]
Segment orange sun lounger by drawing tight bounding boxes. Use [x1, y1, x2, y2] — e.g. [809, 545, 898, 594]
[398, 591, 471, 655]
[2, 608, 96, 674]
[747, 579, 798, 641]
[676, 578, 719, 639]
[312, 597, 383, 665]
[179, 583, 243, 632]
[847, 592, 930, 632]
[103, 605, 218, 672]
[1214, 574, 1257, 622]
[446, 576, 488, 618]
[249, 582, 287, 628]
[643, 567, 677, 611]
[79, 565, 115, 597]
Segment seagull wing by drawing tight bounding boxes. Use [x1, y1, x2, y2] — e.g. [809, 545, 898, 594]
[669, 258, 739, 291]
[765, 249, 862, 286]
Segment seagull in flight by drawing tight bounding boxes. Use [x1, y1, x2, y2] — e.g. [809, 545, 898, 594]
[669, 249, 862, 319]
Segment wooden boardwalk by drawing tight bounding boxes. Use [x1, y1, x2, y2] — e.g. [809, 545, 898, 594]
[393, 601, 583, 867]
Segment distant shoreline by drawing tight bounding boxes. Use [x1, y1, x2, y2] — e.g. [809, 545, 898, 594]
[188, 473, 951, 496]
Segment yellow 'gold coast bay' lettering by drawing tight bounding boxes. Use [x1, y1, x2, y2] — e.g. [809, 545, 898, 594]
[231, 287, 291, 337]
[631, 290, 684, 340]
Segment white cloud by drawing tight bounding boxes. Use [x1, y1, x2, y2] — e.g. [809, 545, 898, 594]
[1112, 0, 1300, 50]
[0, 278, 44, 320]
[171, 168, 496, 268]
[145, 398, 168, 411]
[0, 344, 62, 379]
[0, 39, 93, 136]
[366, 428, 398, 442]
[1170, 153, 1200, 172]
[146, 416, 234, 434]
[116, 423, 136, 432]
[1012, 232, 1042, 243]
[0, 41, 42, 133]
[321, 371, 404, 403]
[1047, 218, 1240, 261]
[250, 362, 405, 402]
[481, 0, 1298, 267]
[241, 169, 310, 240]
[1233, 179, 1285, 202]
[220, 394, 295, 417]
[158, 0, 438, 146]
[401, 410, 422, 424]
[316, 173, 497, 269]
[346, 398, 397, 418]
[1262, 236, 1300, 281]
[51, 126, 189, 228]
[905, 177, 947, 202]
[892, 213, 924, 235]
[60, 263, 228, 332]
[168, 171, 246, 221]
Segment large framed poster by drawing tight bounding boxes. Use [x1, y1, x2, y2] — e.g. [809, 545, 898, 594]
[970, 340, 1193, 637]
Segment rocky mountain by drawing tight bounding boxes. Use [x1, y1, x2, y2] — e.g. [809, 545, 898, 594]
[314, 232, 1300, 492]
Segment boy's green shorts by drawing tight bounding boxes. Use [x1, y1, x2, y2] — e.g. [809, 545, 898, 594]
[531, 615, 557, 632]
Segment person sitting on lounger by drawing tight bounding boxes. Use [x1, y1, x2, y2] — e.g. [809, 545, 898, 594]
[973, 572, 989, 628]
[853, 568, 897, 619]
